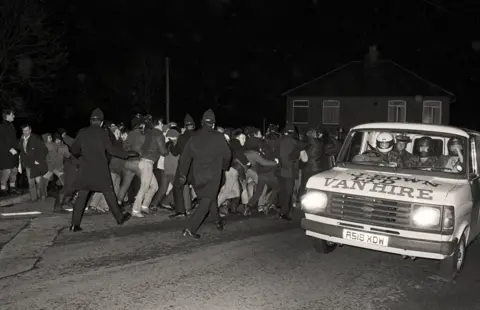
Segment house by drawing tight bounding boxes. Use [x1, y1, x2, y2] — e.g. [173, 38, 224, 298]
[282, 47, 455, 132]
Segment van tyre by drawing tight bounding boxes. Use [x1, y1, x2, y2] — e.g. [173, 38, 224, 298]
[313, 239, 337, 254]
[439, 235, 466, 281]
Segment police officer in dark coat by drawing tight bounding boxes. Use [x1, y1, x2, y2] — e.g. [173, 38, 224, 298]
[69, 108, 137, 231]
[169, 113, 196, 219]
[277, 123, 302, 221]
[179, 109, 231, 239]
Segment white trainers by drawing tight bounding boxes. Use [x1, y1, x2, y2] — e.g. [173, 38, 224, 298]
[141, 206, 150, 214]
[132, 210, 145, 218]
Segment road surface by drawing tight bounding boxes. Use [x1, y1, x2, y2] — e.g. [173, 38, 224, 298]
[1, 205, 480, 310]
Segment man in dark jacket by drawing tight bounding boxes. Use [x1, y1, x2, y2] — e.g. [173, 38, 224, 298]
[169, 113, 196, 219]
[0, 109, 20, 196]
[117, 117, 145, 207]
[277, 123, 302, 221]
[179, 109, 231, 239]
[69, 108, 136, 231]
[130, 118, 169, 217]
[19, 124, 49, 201]
[244, 127, 275, 160]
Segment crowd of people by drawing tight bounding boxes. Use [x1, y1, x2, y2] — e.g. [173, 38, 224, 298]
[0, 107, 342, 238]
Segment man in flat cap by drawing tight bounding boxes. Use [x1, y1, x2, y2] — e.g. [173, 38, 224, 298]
[178, 109, 231, 239]
[69, 108, 138, 231]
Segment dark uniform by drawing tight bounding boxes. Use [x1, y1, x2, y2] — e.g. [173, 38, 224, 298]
[169, 114, 196, 218]
[277, 123, 302, 220]
[179, 109, 231, 238]
[69, 108, 134, 231]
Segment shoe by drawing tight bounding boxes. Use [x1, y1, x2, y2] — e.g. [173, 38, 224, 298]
[141, 206, 150, 214]
[53, 208, 68, 214]
[182, 228, 200, 239]
[169, 212, 187, 219]
[215, 220, 224, 231]
[69, 225, 83, 232]
[279, 214, 292, 221]
[9, 188, 22, 195]
[117, 212, 132, 225]
[131, 210, 144, 218]
[243, 205, 252, 216]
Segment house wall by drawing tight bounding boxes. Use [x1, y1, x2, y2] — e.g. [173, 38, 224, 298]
[286, 96, 451, 132]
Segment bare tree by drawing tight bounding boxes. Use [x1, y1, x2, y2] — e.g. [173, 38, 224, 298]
[0, 0, 68, 114]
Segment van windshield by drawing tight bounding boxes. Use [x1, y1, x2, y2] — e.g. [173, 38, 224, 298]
[337, 129, 468, 177]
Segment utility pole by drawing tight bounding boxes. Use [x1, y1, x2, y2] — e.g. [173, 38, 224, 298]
[165, 57, 170, 123]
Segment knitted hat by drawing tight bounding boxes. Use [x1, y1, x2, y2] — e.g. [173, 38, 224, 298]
[166, 128, 180, 139]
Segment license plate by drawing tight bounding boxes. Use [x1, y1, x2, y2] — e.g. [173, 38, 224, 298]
[342, 229, 389, 247]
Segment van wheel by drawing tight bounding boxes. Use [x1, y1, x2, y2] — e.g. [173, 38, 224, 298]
[439, 235, 466, 281]
[313, 239, 337, 254]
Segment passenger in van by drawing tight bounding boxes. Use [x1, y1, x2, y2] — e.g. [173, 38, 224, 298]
[352, 132, 394, 164]
[406, 136, 439, 170]
[441, 137, 464, 172]
[389, 134, 413, 168]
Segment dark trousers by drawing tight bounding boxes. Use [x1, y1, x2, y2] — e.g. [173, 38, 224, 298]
[248, 173, 279, 207]
[71, 189, 123, 226]
[151, 168, 168, 206]
[127, 175, 141, 202]
[188, 196, 219, 233]
[279, 177, 295, 215]
[172, 165, 187, 213]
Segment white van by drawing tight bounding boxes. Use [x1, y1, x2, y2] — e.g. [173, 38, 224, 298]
[301, 123, 480, 280]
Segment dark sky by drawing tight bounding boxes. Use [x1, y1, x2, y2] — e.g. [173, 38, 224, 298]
[44, 0, 479, 131]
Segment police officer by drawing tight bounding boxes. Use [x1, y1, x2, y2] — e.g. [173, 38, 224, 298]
[69, 108, 138, 231]
[179, 109, 231, 239]
[169, 113, 196, 219]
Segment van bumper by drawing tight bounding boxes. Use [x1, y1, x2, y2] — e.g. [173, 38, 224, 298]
[301, 218, 457, 260]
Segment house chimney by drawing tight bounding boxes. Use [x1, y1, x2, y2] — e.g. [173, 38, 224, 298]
[365, 45, 380, 67]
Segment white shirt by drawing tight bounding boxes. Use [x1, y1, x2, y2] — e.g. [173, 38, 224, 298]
[157, 156, 165, 170]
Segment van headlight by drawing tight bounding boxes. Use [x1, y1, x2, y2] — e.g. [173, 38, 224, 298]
[411, 205, 441, 228]
[301, 190, 328, 214]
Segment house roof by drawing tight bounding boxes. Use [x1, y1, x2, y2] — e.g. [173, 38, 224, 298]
[282, 60, 455, 98]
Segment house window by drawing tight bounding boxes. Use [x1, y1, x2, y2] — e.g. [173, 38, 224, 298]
[322, 100, 340, 125]
[388, 100, 406, 123]
[292, 100, 309, 124]
[422, 100, 442, 125]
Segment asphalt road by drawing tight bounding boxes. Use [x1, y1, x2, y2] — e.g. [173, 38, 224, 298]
[1, 210, 480, 310]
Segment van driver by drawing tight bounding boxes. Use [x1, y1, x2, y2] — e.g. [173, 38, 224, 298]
[352, 132, 395, 165]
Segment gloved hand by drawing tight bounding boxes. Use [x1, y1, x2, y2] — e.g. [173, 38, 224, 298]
[178, 175, 187, 185]
[127, 151, 140, 158]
